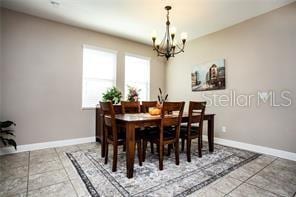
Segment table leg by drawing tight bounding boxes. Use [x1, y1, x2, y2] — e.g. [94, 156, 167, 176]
[126, 123, 135, 178]
[101, 128, 106, 158]
[208, 117, 214, 152]
[100, 115, 105, 158]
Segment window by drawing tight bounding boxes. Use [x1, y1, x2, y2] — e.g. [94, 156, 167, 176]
[82, 45, 117, 108]
[125, 54, 150, 101]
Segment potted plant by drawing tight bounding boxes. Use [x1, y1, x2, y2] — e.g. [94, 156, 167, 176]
[127, 85, 141, 102]
[0, 121, 17, 150]
[102, 86, 122, 104]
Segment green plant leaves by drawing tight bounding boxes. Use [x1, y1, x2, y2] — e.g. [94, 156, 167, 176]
[102, 86, 122, 104]
[0, 120, 17, 150]
[0, 121, 16, 128]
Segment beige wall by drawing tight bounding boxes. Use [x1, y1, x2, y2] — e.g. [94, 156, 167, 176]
[0, 8, 2, 119]
[167, 3, 296, 153]
[1, 8, 166, 145]
[0, 7, 3, 121]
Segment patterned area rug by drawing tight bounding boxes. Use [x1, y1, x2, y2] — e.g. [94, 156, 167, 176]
[67, 143, 260, 197]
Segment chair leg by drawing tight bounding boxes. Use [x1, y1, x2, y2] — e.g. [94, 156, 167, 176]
[181, 138, 185, 152]
[167, 144, 172, 156]
[104, 143, 108, 164]
[175, 142, 180, 165]
[112, 144, 118, 172]
[159, 144, 164, 170]
[137, 141, 142, 166]
[123, 143, 126, 152]
[150, 142, 154, 154]
[187, 138, 192, 162]
[198, 137, 202, 158]
[143, 140, 147, 162]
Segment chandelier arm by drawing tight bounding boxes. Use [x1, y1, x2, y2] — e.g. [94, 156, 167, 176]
[153, 47, 168, 55]
[158, 33, 167, 52]
[170, 43, 185, 55]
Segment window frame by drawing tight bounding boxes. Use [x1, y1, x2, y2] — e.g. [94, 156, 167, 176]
[124, 53, 151, 101]
[82, 44, 117, 109]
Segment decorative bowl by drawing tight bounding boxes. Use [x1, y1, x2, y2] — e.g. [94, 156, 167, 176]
[148, 107, 161, 116]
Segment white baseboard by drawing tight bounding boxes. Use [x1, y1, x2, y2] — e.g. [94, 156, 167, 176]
[0, 136, 96, 156]
[202, 135, 296, 161]
[1, 135, 295, 161]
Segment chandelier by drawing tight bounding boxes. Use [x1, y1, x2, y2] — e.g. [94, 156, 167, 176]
[151, 6, 188, 60]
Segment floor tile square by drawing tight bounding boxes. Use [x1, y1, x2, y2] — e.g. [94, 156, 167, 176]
[28, 181, 77, 197]
[28, 169, 68, 191]
[0, 165, 28, 181]
[228, 183, 278, 197]
[212, 176, 242, 194]
[29, 159, 64, 175]
[30, 152, 59, 164]
[0, 176, 28, 196]
[30, 148, 56, 157]
[55, 145, 80, 154]
[247, 172, 296, 196]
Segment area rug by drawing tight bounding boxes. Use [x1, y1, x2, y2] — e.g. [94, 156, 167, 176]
[66, 143, 260, 197]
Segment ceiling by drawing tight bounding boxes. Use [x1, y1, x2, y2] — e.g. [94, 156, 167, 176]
[1, 0, 294, 45]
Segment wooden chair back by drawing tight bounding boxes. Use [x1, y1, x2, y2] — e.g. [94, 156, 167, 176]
[141, 101, 158, 113]
[187, 101, 206, 136]
[161, 102, 185, 139]
[121, 101, 141, 113]
[161, 102, 185, 127]
[100, 101, 118, 140]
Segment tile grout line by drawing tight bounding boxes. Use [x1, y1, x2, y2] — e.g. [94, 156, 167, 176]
[224, 156, 279, 196]
[55, 146, 80, 197]
[25, 156, 64, 176]
[26, 147, 77, 195]
[26, 181, 72, 194]
[242, 157, 289, 197]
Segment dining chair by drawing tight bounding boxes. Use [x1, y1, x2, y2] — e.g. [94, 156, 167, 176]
[141, 101, 158, 157]
[120, 101, 143, 165]
[180, 101, 206, 162]
[144, 101, 185, 170]
[141, 101, 158, 113]
[121, 101, 141, 113]
[100, 101, 142, 172]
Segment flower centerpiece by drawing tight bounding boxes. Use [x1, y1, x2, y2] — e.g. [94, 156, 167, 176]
[102, 86, 122, 104]
[127, 86, 141, 102]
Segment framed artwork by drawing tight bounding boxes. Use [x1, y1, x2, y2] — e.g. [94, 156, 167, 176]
[191, 59, 225, 91]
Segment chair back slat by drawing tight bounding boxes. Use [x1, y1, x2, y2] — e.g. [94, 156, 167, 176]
[121, 101, 141, 114]
[163, 117, 180, 127]
[141, 101, 158, 113]
[162, 102, 184, 113]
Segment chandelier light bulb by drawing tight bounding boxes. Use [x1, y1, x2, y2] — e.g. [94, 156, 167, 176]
[181, 32, 188, 40]
[170, 26, 177, 35]
[151, 30, 157, 39]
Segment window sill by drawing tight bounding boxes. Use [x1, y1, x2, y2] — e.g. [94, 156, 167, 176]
[81, 107, 97, 110]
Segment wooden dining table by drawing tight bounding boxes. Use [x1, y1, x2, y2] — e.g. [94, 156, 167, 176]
[107, 112, 215, 178]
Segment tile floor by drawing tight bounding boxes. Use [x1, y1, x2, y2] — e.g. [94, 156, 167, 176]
[0, 142, 296, 197]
